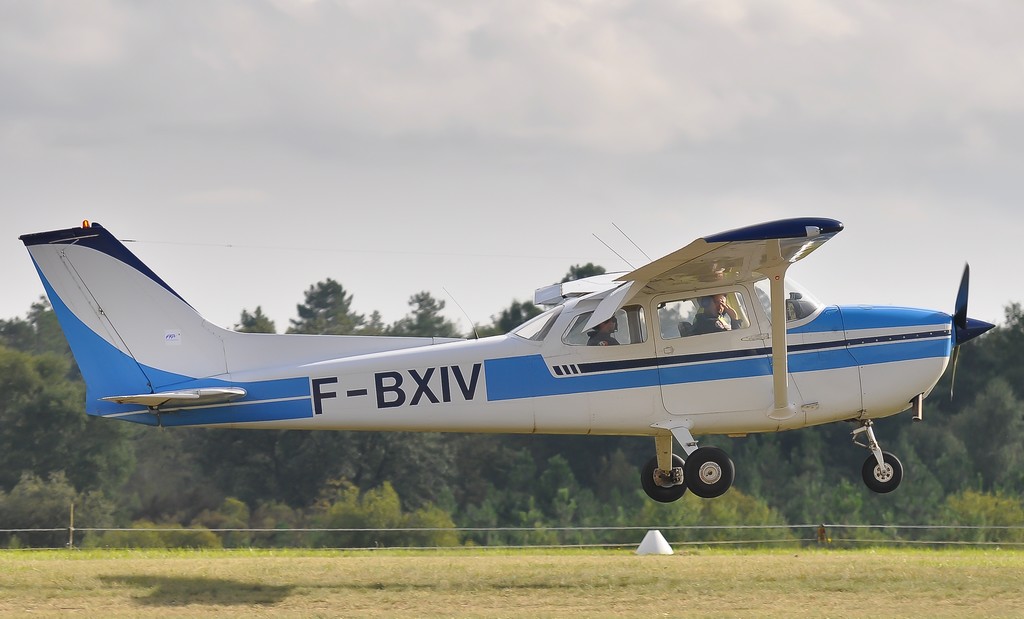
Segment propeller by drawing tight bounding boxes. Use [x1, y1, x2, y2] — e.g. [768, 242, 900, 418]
[953, 264, 970, 341]
[949, 264, 995, 400]
[948, 340, 962, 401]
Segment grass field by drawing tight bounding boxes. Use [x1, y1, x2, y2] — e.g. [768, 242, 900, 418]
[2, 548, 1023, 618]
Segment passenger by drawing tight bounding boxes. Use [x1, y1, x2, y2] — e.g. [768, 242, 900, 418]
[587, 316, 619, 346]
[692, 294, 742, 335]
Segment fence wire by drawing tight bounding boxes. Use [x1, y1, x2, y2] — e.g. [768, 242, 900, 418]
[3, 523, 1024, 550]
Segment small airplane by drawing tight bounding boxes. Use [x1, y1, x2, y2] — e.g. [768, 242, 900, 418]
[20, 218, 994, 502]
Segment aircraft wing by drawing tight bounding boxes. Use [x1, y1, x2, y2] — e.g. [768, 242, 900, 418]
[619, 217, 844, 294]
[584, 217, 843, 330]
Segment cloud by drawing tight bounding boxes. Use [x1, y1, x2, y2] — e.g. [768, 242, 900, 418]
[2, 1, 1022, 327]
[5, 0, 1024, 157]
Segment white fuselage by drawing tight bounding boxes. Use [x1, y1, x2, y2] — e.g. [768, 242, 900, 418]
[139, 285, 952, 439]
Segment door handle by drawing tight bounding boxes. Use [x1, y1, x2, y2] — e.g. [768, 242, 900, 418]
[663, 346, 674, 355]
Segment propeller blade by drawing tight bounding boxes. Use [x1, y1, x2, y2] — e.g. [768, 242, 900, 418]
[953, 264, 969, 333]
[949, 346, 960, 401]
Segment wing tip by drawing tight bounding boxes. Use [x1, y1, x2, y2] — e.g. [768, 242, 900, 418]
[704, 217, 844, 244]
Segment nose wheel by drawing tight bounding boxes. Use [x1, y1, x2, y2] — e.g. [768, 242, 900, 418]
[852, 420, 904, 493]
[862, 451, 903, 493]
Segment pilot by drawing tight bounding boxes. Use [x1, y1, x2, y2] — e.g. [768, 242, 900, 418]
[587, 316, 619, 346]
[692, 294, 742, 335]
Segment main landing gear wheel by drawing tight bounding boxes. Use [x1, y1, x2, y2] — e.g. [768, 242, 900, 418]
[861, 451, 903, 494]
[684, 447, 735, 499]
[641, 454, 687, 503]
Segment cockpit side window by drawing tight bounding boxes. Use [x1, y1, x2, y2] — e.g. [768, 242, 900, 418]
[658, 291, 750, 340]
[562, 305, 647, 346]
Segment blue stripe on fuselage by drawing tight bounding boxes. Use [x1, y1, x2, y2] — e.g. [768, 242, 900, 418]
[849, 338, 951, 365]
[485, 306, 952, 403]
[485, 355, 661, 400]
[116, 397, 314, 427]
[99, 369, 312, 422]
[99, 372, 312, 423]
[486, 353, 773, 402]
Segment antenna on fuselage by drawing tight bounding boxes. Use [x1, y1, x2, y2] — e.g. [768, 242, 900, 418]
[592, 234, 636, 270]
[443, 287, 480, 340]
[612, 222, 652, 262]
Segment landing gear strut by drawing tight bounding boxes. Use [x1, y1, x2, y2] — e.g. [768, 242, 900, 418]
[852, 420, 903, 493]
[641, 433, 686, 503]
[640, 429, 735, 502]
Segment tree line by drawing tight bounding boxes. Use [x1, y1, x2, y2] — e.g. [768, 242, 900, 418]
[1, 267, 1022, 548]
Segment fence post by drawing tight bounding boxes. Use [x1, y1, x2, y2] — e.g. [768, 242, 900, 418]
[68, 502, 75, 549]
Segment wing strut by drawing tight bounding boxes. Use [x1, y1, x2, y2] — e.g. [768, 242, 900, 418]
[761, 240, 797, 421]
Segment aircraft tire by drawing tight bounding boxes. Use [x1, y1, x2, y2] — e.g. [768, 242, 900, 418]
[684, 447, 735, 498]
[641, 454, 687, 503]
[861, 451, 903, 493]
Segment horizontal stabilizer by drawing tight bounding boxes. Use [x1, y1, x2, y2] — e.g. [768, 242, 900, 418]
[101, 387, 247, 409]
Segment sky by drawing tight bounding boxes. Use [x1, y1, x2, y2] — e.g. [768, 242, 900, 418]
[3, 1, 1022, 335]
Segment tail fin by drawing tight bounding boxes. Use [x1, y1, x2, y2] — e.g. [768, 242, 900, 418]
[20, 223, 235, 416]
[21, 222, 453, 424]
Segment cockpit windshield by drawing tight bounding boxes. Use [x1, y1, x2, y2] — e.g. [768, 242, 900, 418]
[753, 278, 824, 324]
[509, 306, 562, 341]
